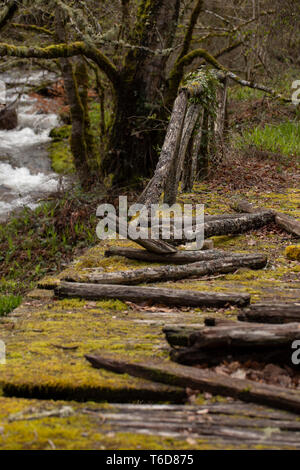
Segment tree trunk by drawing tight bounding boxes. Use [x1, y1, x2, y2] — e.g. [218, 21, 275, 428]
[169, 211, 275, 245]
[55, 9, 96, 187]
[104, 247, 232, 264]
[101, 0, 181, 185]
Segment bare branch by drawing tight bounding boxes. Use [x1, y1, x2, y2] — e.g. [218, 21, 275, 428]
[0, 41, 121, 89]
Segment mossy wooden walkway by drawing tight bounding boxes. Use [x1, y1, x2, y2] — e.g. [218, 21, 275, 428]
[0, 186, 299, 449]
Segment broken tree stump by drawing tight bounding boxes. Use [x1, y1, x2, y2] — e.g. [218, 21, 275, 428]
[239, 303, 300, 324]
[64, 254, 267, 285]
[85, 355, 300, 414]
[231, 199, 300, 238]
[55, 282, 250, 308]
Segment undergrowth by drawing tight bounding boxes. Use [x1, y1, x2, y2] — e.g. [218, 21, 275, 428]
[235, 121, 300, 160]
[0, 185, 104, 297]
[0, 294, 22, 316]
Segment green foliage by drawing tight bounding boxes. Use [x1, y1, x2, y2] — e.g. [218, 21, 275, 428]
[49, 125, 72, 141]
[228, 86, 264, 102]
[0, 186, 102, 296]
[49, 140, 75, 174]
[184, 67, 220, 116]
[235, 121, 300, 158]
[0, 294, 22, 316]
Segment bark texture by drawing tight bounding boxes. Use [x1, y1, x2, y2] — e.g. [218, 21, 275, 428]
[64, 254, 267, 285]
[239, 303, 300, 324]
[56, 282, 250, 308]
[232, 199, 300, 237]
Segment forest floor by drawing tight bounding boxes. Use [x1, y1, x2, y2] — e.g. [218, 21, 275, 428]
[0, 78, 299, 450]
[0, 181, 299, 450]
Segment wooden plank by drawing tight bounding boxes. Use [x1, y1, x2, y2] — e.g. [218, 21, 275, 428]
[85, 355, 300, 414]
[55, 282, 251, 308]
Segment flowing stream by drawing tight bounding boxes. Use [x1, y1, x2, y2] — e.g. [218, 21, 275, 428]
[0, 70, 62, 221]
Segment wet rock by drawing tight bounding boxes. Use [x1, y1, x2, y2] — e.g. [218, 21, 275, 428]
[0, 105, 18, 130]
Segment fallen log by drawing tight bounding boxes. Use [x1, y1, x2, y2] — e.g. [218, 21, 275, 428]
[140, 213, 262, 228]
[64, 254, 267, 285]
[168, 323, 300, 366]
[164, 321, 241, 347]
[104, 247, 253, 265]
[231, 199, 300, 238]
[55, 282, 250, 308]
[104, 212, 177, 254]
[164, 321, 300, 348]
[85, 355, 300, 414]
[188, 322, 300, 349]
[170, 211, 275, 245]
[239, 303, 300, 324]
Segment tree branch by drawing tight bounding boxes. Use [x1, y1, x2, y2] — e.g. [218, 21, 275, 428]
[179, 0, 204, 60]
[11, 23, 54, 36]
[174, 48, 292, 103]
[0, 0, 18, 30]
[0, 41, 121, 89]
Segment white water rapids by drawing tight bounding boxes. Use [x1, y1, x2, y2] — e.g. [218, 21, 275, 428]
[0, 70, 62, 220]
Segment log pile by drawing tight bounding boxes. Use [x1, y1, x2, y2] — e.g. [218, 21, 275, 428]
[54, 69, 300, 415]
[163, 322, 300, 367]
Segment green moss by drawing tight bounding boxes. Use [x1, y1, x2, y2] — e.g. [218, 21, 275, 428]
[49, 125, 71, 141]
[48, 140, 75, 174]
[96, 299, 128, 311]
[285, 245, 300, 262]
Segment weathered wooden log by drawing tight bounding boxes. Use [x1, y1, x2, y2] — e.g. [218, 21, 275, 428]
[56, 282, 250, 308]
[138, 90, 188, 206]
[239, 303, 300, 324]
[64, 254, 267, 285]
[188, 323, 300, 349]
[164, 321, 241, 347]
[171, 345, 295, 368]
[105, 212, 177, 254]
[164, 320, 299, 348]
[164, 103, 202, 205]
[169, 211, 275, 245]
[85, 402, 300, 449]
[140, 213, 254, 228]
[182, 109, 204, 192]
[232, 199, 300, 238]
[85, 355, 300, 414]
[169, 322, 300, 366]
[104, 247, 249, 264]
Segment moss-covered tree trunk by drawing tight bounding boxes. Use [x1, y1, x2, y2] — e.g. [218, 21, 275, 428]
[101, 0, 181, 185]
